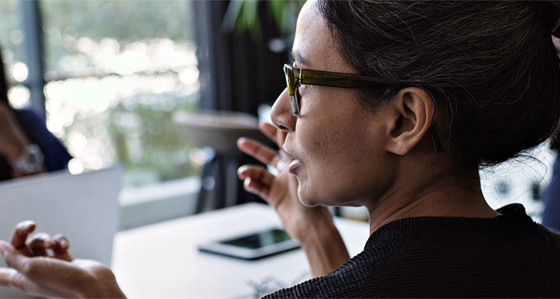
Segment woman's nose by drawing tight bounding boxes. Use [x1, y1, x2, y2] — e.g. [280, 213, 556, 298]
[271, 88, 296, 132]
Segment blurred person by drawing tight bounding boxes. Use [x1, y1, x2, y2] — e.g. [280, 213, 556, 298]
[0, 46, 71, 180]
[0, 1, 560, 298]
[542, 155, 560, 232]
[541, 36, 560, 233]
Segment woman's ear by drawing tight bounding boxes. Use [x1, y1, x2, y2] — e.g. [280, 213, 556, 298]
[385, 87, 435, 155]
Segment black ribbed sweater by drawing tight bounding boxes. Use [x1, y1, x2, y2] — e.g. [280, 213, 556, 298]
[266, 204, 560, 298]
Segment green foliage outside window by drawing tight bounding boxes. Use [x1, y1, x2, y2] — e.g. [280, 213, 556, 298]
[39, 0, 200, 187]
[223, 0, 305, 40]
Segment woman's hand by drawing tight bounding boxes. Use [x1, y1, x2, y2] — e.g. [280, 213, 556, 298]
[0, 221, 125, 298]
[237, 122, 324, 238]
[238, 122, 350, 276]
[8, 221, 72, 261]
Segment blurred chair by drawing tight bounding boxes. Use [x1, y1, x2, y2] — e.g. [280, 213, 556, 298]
[174, 110, 270, 213]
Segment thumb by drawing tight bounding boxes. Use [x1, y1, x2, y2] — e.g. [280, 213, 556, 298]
[0, 241, 14, 259]
[0, 267, 30, 292]
[0, 242, 33, 292]
[0, 241, 30, 273]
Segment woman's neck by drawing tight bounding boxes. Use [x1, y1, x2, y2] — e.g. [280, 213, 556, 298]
[366, 159, 499, 234]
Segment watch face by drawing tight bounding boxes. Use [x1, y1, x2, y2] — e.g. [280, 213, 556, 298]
[27, 152, 39, 164]
[12, 144, 44, 173]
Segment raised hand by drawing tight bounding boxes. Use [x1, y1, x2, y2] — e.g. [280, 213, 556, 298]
[236, 121, 296, 204]
[237, 122, 325, 238]
[237, 122, 350, 276]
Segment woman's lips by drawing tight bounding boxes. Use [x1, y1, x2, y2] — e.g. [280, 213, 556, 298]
[282, 145, 300, 174]
[289, 159, 301, 174]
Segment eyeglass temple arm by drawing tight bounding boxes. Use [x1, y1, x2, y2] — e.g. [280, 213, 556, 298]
[299, 69, 449, 153]
[299, 69, 392, 89]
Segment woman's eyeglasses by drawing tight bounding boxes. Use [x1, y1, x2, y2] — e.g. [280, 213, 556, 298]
[283, 63, 392, 116]
[282, 63, 449, 152]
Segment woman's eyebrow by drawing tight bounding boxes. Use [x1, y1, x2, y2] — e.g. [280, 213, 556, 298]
[291, 50, 308, 66]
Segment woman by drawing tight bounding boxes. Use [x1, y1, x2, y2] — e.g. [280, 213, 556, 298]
[0, 0, 559, 297]
[0, 47, 72, 179]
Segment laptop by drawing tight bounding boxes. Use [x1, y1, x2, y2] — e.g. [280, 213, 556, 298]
[0, 166, 122, 297]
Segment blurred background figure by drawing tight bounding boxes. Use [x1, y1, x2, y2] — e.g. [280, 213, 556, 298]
[0, 45, 71, 180]
[540, 36, 560, 233]
[541, 155, 560, 232]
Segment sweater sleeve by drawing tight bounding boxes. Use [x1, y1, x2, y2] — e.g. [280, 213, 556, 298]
[14, 108, 73, 172]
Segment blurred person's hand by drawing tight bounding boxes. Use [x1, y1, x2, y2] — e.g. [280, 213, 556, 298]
[0, 103, 44, 177]
[0, 103, 30, 162]
[0, 221, 125, 298]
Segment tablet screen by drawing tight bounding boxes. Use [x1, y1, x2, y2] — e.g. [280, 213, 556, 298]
[221, 228, 292, 249]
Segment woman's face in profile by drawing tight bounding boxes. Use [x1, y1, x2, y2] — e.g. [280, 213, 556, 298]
[270, 0, 397, 207]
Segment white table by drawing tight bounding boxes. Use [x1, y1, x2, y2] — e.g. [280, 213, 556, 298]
[111, 203, 370, 298]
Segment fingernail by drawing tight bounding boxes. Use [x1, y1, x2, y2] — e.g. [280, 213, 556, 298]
[44, 239, 55, 248]
[17, 220, 33, 228]
[243, 178, 256, 193]
[35, 233, 49, 241]
[58, 238, 68, 249]
[237, 166, 248, 176]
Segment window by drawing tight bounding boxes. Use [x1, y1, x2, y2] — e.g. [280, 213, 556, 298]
[41, 0, 202, 187]
[1, 0, 204, 228]
[1, 0, 291, 228]
[0, 0, 31, 107]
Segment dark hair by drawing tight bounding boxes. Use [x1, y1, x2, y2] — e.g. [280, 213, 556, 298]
[316, 0, 560, 166]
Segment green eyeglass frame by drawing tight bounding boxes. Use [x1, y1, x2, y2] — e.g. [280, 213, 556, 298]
[283, 63, 393, 116]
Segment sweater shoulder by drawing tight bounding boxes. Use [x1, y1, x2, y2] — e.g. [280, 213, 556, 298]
[266, 211, 560, 298]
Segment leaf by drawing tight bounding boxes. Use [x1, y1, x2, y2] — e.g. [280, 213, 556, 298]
[242, 0, 259, 28]
[222, 0, 244, 32]
[223, 0, 305, 40]
[269, 0, 285, 24]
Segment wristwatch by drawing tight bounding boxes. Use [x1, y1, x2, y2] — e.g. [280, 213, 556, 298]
[10, 144, 45, 174]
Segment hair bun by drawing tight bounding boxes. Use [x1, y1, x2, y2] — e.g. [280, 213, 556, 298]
[528, 1, 560, 37]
